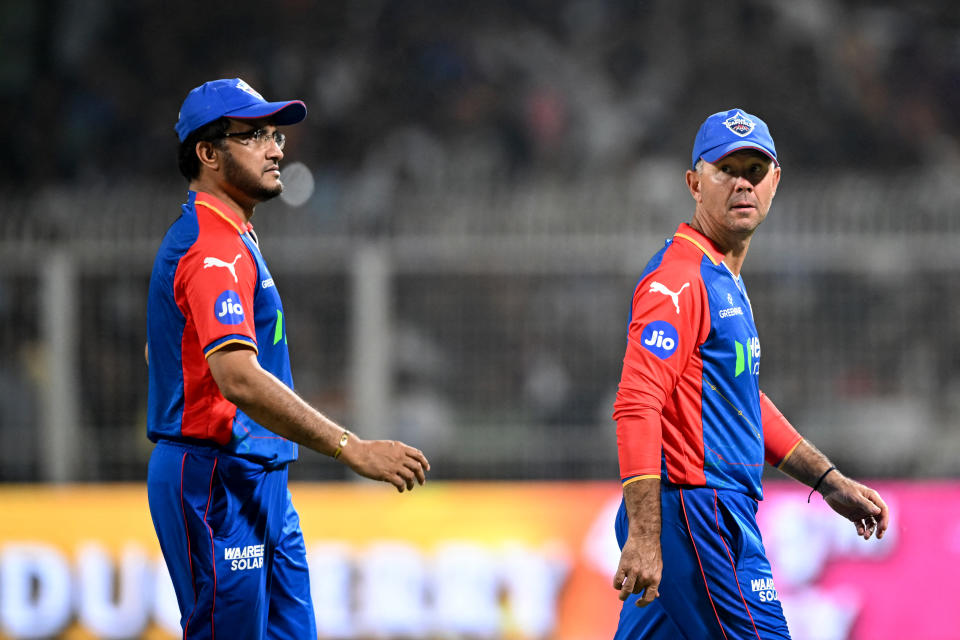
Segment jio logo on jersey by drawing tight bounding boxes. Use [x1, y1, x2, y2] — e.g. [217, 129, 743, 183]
[215, 290, 245, 325]
[640, 320, 679, 359]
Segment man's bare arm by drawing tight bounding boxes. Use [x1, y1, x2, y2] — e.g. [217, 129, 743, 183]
[612, 477, 662, 607]
[778, 439, 889, 540]
[207, 346, 429, 492]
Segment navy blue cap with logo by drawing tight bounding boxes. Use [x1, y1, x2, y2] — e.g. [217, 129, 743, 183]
[691, 108, 778, 169]
[175, 78, 307, 142]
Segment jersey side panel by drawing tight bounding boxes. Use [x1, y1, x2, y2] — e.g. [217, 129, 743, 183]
[224, 235, 298, 464]
[698, 261, 765, 498]
[146, 207, 196, 442]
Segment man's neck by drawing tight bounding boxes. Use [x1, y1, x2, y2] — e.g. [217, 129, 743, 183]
[189, 178, 255, 223]
[721, 242, 750, 277]
[688, 218, 752, 276]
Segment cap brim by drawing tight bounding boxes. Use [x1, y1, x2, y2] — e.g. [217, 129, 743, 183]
[700, 142, 777, 166]
[226, 100, 307, 126]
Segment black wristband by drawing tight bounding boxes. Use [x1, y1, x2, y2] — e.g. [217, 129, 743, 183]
[807, 466, 836, 503]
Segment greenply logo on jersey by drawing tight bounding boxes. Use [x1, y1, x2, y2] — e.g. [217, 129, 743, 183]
[734, 336, 761, 376]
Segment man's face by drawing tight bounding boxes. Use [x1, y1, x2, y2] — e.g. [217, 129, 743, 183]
[219, 119, 285, 203]
[687, 150, 781, 236]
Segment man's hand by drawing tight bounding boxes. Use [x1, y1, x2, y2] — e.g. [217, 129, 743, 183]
[206, 347, 430, 492]
[613, 533, 662, 607]
[777, 439, 891, 541]
[613, 478, 663, 607]
[339, 437, 430, 493]
[821, 473, 890, 540]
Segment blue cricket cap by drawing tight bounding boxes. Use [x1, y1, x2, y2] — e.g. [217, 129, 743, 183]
[175, 78, 307, 142]
[691, 108, 777, 169]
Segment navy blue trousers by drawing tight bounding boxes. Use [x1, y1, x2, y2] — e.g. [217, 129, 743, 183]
[148, 440, 316, 640]
[614, 484, 791, 639]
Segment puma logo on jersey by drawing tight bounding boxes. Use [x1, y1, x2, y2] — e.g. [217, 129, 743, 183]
[649, 281, 690, 314]
[203, 254, 242, 283]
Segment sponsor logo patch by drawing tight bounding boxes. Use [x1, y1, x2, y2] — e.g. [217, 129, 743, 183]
[649, 281, 690, 314]
[750, 576, 779, 603]
[640, 320, 679, 359]
[203, 254, 242, 283]
[215, 290, 245, 325]
[734, 336, 761, 376]
[719, 306, 744, 319]
[224, 544, 265, 571]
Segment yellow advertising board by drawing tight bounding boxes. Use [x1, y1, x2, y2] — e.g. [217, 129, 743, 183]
[0, 482, 625, 639]
[6, 481, 945, 639]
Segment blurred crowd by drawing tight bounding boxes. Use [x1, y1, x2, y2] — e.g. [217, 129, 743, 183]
[2, 0, 959, 192]
[3, 0, 960, 483]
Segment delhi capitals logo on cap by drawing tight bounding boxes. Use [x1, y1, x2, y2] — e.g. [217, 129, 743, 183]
[723, 111, 755, 137]
[640, 320, 679, 360]
[234, 79, 264, 101]
[215, 290, 245, 325]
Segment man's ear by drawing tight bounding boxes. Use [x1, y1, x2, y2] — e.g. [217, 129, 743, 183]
[685, 169, 701, 204]
[195, 140, 220, 171]
[769, 165, 781, 199]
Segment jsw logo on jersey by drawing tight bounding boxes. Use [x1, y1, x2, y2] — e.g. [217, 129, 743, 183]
[734, 336, 761, 376]
[640, 321, 679, 360]
[215, 290, 245, 325]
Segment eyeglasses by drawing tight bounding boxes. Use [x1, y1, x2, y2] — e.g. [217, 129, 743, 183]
[218, 128, 286, 150]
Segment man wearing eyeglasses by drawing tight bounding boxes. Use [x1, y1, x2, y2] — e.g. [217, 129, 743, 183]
[146, 78, 431, 639]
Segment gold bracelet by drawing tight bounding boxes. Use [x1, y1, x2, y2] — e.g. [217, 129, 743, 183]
[333, 431, 350, 459]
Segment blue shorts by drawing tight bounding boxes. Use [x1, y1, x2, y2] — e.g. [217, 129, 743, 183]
[614, 485, 791, 640]
[147, 440, 316, 640]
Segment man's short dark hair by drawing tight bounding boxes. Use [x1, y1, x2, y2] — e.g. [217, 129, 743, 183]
[177, 117, 231, 181]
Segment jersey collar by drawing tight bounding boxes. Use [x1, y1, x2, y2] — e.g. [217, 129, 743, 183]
[672, 222, 725, 266]
[191, 191, 254, 235]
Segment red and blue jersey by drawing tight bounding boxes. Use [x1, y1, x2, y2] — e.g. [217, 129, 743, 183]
[614, 223, 800, 500]
[147, 191, 297, 466]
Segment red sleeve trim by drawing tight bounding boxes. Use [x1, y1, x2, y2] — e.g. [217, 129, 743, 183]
[617, 412, 663, 480]
[760, 391, 803, 467]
